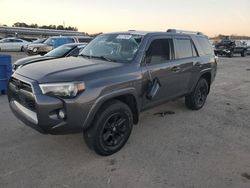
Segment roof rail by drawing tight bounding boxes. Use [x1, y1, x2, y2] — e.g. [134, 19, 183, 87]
[167, 29, 203, 35]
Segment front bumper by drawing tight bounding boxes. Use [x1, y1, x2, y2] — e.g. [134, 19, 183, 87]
[214, 49, 231, 55]
[7, 74, 91, 134]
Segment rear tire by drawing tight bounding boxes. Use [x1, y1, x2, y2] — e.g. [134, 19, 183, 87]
[241, 50, 247, 57]
[185, 78, 209, 110]
[228, 51, 233, 58]
[84, 99, 133, 156]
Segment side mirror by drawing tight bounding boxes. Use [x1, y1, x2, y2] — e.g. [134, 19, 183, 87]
[146, 78, 161, 100]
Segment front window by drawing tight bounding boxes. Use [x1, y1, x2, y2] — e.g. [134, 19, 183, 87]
[146, 39, 173, 65]
[80, 33, 143, 62]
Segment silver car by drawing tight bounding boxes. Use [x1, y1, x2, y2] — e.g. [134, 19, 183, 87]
[0, 37, 30, 51]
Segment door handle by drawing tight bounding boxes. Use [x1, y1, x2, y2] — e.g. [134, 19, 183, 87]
[194, 62, 202, 67]
[171, 66, 181, 72]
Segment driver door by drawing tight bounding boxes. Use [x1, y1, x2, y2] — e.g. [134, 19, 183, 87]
[141, 36, 180, 109]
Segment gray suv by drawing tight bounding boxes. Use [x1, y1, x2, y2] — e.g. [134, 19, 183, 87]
[8, 29, 217, 156]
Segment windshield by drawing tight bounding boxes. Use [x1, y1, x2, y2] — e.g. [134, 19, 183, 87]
[33, 38, 45, 44]
[44, 38, 56, 46]
[45, 45, 74, 57]
[80, 33, 143, 62]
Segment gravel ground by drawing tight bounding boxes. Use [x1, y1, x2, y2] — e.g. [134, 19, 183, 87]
[0, 52, 250, 188]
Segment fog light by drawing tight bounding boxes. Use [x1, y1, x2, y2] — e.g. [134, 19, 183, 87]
[58, 109, 66, 120]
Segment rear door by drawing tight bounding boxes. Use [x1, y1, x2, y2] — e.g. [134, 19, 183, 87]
[11, 39, 23, 51]
[173, 36, 200, 94]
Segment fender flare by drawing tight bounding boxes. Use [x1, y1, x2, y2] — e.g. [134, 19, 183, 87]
[82, 87, 140, 130]
[189, 68, 212, 93]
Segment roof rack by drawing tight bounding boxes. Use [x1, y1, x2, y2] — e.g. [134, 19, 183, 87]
[167, 29, 203, 35]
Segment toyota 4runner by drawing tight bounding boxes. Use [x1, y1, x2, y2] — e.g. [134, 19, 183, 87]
[7, 29, 217, 156]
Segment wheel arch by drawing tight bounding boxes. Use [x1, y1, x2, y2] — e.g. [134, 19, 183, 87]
[190, 70, 212, 94]
[82, 88, 140, 130]
[200, 72, 211, 93]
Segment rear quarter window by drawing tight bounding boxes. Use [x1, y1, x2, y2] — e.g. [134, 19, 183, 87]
[197, 36, 213, 55]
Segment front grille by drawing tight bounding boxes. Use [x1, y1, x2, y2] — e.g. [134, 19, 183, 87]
[9, 77, 36, 111]
[10, 77, 32, 92]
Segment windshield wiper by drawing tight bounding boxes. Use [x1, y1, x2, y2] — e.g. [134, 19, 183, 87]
[96, 56, 115, 62]
[80, 54, 116, 62]
[80, 54, 92, 58]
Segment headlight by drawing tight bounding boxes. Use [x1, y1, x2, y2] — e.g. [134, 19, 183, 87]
[39, 82, 85, 98]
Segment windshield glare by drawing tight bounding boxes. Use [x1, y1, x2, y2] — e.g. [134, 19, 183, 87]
[45, 45, 73, 57]
[33, 39, 45, 44]
[44, 38, 55, 46]
[80, 34, 143, 62]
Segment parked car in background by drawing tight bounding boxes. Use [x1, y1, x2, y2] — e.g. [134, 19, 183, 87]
[214, 37, 247, 57]
[27, 36, 92, 55]
[0, 37, 30, 51]
[22, 38, 47, 52]
[13, 43, 87, 72]
[247, 46, 250, 55]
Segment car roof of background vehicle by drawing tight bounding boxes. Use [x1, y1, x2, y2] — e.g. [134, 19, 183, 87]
[0, 37, 28, 42]
[74, 35, 93, 38]
[60, 42, 88, 47]
[1, 37, 25, 40]
[49, 35, 92, 39]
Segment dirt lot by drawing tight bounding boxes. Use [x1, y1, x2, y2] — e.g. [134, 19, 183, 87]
[0, 52, 250, 188]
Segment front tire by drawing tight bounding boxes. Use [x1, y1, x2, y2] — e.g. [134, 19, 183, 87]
[185, 78, 209, 110]
[84, 100, 133, 156]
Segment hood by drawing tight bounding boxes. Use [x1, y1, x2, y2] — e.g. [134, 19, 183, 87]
[14, 55, 55, 66]
[14, 57, 124, 83]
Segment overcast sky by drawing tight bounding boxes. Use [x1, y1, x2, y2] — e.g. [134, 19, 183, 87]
[1, 0, 250, 36]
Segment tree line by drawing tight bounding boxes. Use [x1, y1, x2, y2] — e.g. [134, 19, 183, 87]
[11, 22, 78, 31]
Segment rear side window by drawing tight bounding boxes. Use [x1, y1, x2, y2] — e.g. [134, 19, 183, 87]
[13, 39, 22, 43]
[176, 38, 197, 59]
[146, 39, 173, 65]
[69, 47, 80, 57]
[197, 36, 213, 55]
[3, 39, 11, 42]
